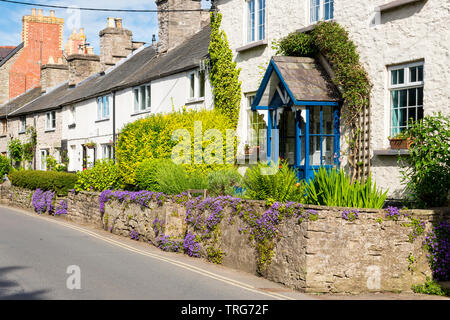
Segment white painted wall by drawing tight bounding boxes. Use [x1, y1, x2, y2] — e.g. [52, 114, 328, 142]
[217, 0, 450, 198]
[62, 66, 214, 172]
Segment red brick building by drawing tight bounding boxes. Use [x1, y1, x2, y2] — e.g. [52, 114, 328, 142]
[8, 9, 64, 100]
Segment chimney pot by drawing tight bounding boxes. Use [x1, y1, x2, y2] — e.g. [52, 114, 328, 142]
[50, 10, 55, 17]
[115, 18, 123, 29]
[31, 8, 36, 16]
[107, 17, 115, 28]
[37, 9, 43, 16]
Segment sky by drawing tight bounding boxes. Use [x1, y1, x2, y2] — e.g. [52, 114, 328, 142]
[0, 0, 211, 54]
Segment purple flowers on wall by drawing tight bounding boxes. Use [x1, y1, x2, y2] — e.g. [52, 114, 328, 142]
[32, 189, 55, 214]
[424, 221, 450, 281]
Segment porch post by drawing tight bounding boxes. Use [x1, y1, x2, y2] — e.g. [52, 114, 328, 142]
[304, 108, 310, 182]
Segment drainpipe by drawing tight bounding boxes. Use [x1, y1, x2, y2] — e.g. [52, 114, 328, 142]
[112, 90, 116, 162]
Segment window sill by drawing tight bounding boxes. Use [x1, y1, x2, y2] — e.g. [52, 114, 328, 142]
[375, 0, 425, 13]
[95, 118, 110, 123]
[186, 97, 205, 105]
[236, 40, 268, 53]
[45, 129, 56, 133]
[373, 149, 410, 156]
[297, 19, 336, 33]
[131, 109, 152, 117]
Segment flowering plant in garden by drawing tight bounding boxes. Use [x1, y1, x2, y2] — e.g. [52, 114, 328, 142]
[130, 229, 139, 241]
[384, 206, 408, 220]
[342, 209, 359, 222]
[424, 221, 450, 281]
[32, 189, 55, 214]
[158, 235, 183, 253]
[183, 233, 201, 257]
[54, 200, 68, 216]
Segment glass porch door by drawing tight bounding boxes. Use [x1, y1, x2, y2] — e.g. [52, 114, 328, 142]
[278, 106, 340, 183]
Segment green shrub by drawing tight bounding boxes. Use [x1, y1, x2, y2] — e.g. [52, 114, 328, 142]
[74, 160, 121, 192]
[412, 277, 449, 296]
[305, 167, 387, 209]
[274, 32, 317, 57]
[207, 168, 243, 197]
[135, 159, 167, 192]
[242, 161, 306, 203]
[155, 161, 208, 195]
[9, 170, 77, 195]
[399, 113, 450, 208]
[0, 155, 11, 178]
[116, 108, 235, 185]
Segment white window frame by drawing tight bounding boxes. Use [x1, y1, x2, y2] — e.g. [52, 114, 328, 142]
[309, 0, 334, 24]
[102, 144, 113, 160]
[97, 95, 110, 121]
[46, 111, 56, 131]
[187, 70, 206, 101]
[388, 61, 424, 136]
[246, 0, 266, 44]
[133, 83, 151, 113]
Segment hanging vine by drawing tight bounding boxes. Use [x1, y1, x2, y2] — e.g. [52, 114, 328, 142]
[208, 12, 242, 128]
[275, 22, 372, 182]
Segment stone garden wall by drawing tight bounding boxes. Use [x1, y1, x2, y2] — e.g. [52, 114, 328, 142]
[1, 184, 448, 294]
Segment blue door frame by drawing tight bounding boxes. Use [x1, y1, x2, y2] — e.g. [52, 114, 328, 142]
[266, 105, 340, 183]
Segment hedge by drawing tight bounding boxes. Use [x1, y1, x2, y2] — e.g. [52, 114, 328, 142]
[116, 108, 236, 186]
[8, 170, 77, 195]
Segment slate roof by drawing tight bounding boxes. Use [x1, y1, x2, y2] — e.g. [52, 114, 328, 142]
[8, 25, 211, 117]
[272, 56, 340, 102]
[0, 87, 42, 118]
[0, 46, 16, 61]
[0, 43, 23, 68]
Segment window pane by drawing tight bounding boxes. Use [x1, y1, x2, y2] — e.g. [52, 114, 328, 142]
[52, 112, 56, 128]
[190, 74, 195, 98]
[322, 107, 334, 134]
[248, 0, 255, 42]
[324, 0, 334, 20]
[258, 0, 265, 40]
[311, 0, 320, 23]
[399, 107, 407, 128]
[407, 107, 417, 124]
[410, 67, 417, 82]
[97, 97, 102, 119]
[323, 136, 334, 165]
[392, 108, 399, 134]
[417, 106, 424, 120]
[310, 107, 321, 134]
[417, 87, 423, 105]
[398, 69, 404, 84]
[146, 85, 151, 109]
[140, 86, 146, 110]
[418, 65, 424, 81]
[392, 70, 398, 85]
[199, 72, 205, 98]
[408, 88, 416, 106]
[134, 89, 139, 112]
[399, 89, 407, 107]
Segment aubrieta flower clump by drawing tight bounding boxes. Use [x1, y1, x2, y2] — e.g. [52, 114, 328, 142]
[32, 189, 55, 214]
[424, 221, 450, 281]
[54, 200, 68, 216]
[342, 209, 360, 222]
[157, 235, 183, 252]
[385, 206, 408, 220]
[183, 233, 201, 257]
[130, 229, 139, 241]
[99, 190, 167, 214]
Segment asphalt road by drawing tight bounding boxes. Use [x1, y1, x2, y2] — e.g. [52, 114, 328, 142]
[0, 205, 312, 300]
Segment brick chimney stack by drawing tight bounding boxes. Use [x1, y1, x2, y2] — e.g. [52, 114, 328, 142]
[155, 0, 210, 53]
[9, 9, 64, 99]
[99, 17, 133, 71]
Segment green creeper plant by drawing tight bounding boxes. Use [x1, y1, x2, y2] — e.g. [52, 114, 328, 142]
[208, 12, 242, 128]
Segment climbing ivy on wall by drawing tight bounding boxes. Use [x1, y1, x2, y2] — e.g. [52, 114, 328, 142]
[276, 22, 372, 182]
[208, 12, 242, 128]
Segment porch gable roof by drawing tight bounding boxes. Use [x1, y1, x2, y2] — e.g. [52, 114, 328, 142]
[252, 56, 341, 110]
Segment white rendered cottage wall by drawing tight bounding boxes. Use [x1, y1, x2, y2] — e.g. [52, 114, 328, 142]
[62, 68, 214, 172]
[217, 0, 449, 198]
